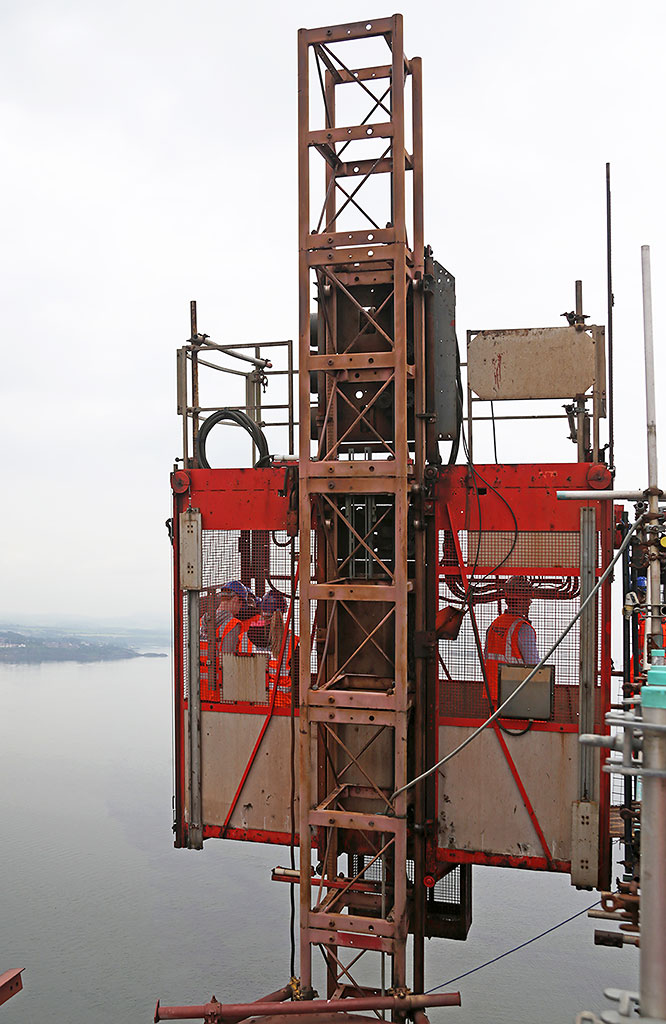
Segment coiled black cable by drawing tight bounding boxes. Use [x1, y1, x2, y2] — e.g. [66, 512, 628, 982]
[196, 408, 270, 469]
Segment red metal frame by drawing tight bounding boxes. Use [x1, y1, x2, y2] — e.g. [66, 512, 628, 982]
[171, 466, 293, 850]
[434, 462, 613, 884]
[173, 459, 613, 888]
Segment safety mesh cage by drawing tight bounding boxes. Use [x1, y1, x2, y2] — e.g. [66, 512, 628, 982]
[182, 529, 315, 708]
[437, 529, 604, 727]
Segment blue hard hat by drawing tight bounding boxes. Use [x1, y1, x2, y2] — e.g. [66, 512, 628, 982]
[260, 589, 288, 614]
[636, 576, 648, 591]
[220, 580, 249, 598]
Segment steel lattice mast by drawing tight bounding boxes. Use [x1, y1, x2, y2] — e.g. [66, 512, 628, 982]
[297, 16, 428, 998]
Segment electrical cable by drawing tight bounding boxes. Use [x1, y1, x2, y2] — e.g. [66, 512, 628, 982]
[425, 899, 601, 993]
[393, 515, 643, 799]
[468, 465, 520, 584]
[196, 408, 270, 469]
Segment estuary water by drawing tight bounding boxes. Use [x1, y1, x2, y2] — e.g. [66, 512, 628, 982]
[0, 657, 638, 1023]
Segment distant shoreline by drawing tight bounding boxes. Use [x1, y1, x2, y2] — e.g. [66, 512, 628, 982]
[0, 627, 169, 665]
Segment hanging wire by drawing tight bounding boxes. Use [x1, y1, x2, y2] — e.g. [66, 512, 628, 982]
[458, 401, 519, 606]
[426, 900, 600, 993]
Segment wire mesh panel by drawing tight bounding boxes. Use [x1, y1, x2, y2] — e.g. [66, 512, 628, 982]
[437, 525, 605, 728]
[181, 529, 315, 708]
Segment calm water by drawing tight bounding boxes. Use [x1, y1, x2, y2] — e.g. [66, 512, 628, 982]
[0, 658, 638, 1023]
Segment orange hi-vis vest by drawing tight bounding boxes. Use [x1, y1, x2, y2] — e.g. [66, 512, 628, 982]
[199, 618, 255, 701]
[268, 632, 295, 707]
[484, 612, 533, 702]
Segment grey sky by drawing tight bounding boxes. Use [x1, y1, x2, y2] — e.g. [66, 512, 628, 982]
[1, 0, 664, 626]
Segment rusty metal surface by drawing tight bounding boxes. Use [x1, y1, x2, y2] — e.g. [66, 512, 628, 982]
[0, 969, 24, 1008]
[297, 14, 426, 999]
[154, 992, 461, 1022]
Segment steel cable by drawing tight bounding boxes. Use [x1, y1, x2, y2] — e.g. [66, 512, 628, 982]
[425, 900, 600, 993]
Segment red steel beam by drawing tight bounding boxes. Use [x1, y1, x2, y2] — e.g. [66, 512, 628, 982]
[0, 969, 24, 1008]
[154, 992, 461, 1022]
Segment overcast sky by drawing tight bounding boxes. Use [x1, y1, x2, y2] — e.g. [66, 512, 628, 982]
[1, 0, 665, 628]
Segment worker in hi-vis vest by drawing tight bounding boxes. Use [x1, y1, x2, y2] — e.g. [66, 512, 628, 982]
[200, 580, 256, 653]
[484, 576, 539, 703]
[260, 589, 295, 706]
[199, 581, 257, 699]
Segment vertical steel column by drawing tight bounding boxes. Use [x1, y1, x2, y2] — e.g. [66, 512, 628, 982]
[640, 681, 666, 1018]
[181, 505, 203, 851]
[639, 243, 666, 1019]
[641, 246, 662, 648]
[297, 17, 424, 1002]
[190, 301, 200, 467]
[579, 507, 597, 800]
[187, 590, 203, 850]
[410, 51, 427, 994]
[297, 25, 313, 992]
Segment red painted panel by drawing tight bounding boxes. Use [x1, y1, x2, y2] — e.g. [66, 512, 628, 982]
[172, 466, 293, 530]
[436, 463, 604, 533]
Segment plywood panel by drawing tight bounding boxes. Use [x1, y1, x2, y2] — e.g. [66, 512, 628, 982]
[201, 712, 298, 834]
[221, 653, 269, 703]
[468, 327, 598, 400]
[437, 725, 578, 861]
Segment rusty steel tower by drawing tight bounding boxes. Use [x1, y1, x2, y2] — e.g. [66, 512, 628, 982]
[297, 16, 429, 996]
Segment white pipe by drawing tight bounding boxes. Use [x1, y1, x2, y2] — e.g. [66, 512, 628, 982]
[641, 697, 666, 1018]
[641, 247, 662, 649]
[640, 244, 666, 1020]
[643, 246, 659, 496]
[556, 490, 647, 501]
